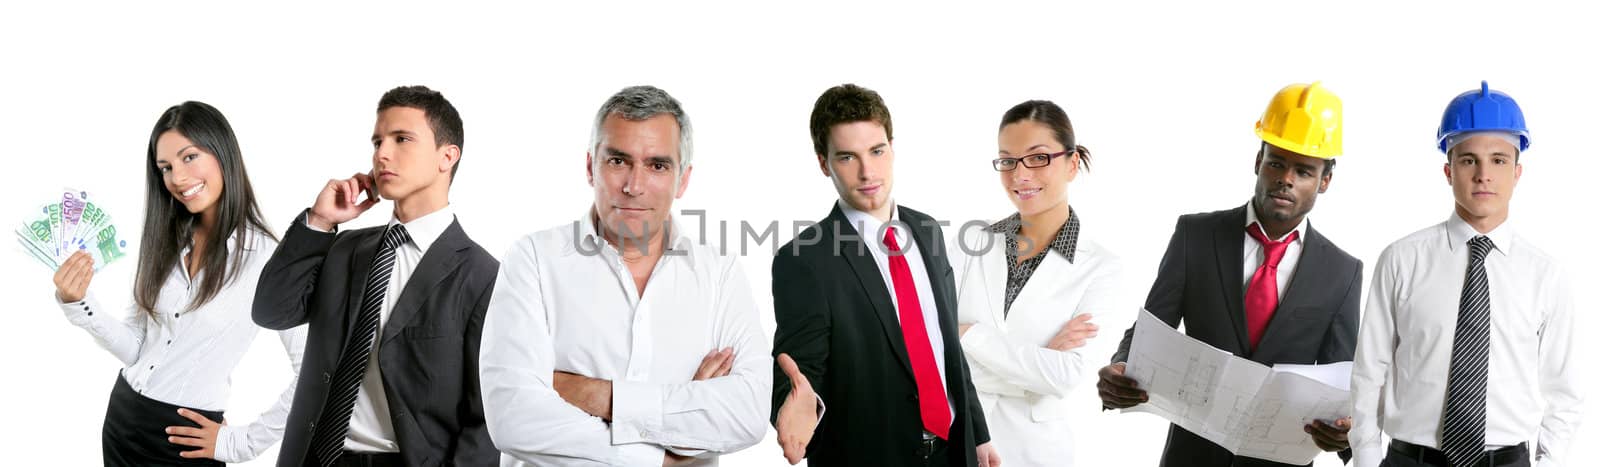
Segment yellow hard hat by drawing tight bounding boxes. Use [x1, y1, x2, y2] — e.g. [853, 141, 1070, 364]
[1254, 82, 1343, 159]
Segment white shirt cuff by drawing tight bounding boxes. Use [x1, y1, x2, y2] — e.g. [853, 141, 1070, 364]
[614, 442, 667, 467]
[610, 380, 664, 445]
[1351, 443, 1384, 467]
[58, 294, 102, 327]
[302, 214, 331, 233]
[212, 423, 251, 463]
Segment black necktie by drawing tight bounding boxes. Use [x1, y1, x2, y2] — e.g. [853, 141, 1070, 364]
[1442, 235, 1493, 467]
[311, 224, 411, 466]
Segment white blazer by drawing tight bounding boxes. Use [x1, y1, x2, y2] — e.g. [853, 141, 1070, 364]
[955, 219, 1126, 466]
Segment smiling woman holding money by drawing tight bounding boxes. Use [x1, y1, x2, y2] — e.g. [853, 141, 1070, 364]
[49, 101, 306, 466]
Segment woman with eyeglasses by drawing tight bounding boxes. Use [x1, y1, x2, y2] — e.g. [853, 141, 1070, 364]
[50, 101, 305, 466]
[954, 100, 1127, 467]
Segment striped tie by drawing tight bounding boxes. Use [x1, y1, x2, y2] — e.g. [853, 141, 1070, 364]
[1441, 235, 1493, 467]
[311, 224, 411, 466]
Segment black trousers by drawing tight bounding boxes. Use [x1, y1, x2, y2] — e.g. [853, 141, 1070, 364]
[102, 372, 225, 466]
[1380, 440, 1530, 467]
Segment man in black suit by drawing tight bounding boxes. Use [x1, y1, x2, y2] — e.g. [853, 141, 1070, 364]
[254, 86, 498, 467]
[770, 83, 998, 467]
[1096, 82, 1361, 467]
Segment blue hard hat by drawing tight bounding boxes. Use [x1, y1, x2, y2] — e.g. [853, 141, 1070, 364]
[1437, 81, 1529, 153]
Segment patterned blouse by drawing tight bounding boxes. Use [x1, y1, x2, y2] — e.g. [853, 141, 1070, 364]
[985, 209, 1081, 316]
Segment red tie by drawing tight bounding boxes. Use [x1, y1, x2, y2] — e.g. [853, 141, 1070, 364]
[1244, 223, 1298, 351]
[883, 227, 952, 440]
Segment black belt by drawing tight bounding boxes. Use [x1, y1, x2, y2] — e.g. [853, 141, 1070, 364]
[916, 433, 948, 465]
[334, 450, 404, 467]
[1390, 440, 1527, 466]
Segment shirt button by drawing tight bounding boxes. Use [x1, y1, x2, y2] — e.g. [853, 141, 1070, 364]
[148, 365, 154, 370]
[87, 312, 93, 316]
[174, 313, 180, 318]
[166, 340, 172, 345]
[82, 305, 89, 310]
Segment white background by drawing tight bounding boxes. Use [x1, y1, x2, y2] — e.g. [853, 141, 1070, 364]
[1, 1, 1595, 465]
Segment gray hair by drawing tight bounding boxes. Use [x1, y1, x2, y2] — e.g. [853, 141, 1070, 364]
[588, 85, 694, 170]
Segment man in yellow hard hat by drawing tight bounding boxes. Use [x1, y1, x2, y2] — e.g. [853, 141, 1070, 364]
[1095, 82, 1364, 467]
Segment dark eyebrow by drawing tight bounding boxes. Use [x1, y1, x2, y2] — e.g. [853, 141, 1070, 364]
[646, 156, 675, 165]
[157, 145, 198, 165]
[833, 143, 888, 158]
[1292, 161, 1320, 172]
[371, 129, 418, 143]
[604, 147, 632, 159]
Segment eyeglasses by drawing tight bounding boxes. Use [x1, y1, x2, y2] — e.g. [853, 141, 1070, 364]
[992, 150, 1073, 172]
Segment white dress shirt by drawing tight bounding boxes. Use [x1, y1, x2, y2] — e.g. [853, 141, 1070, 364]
[58, 228, 306, 463]
[837, 199, 957, 427]
[308, 205, 456, 453]
[481, 211, 772, 466]
[1351, 214, 1583, 467]
[1242, 202, 1307, 298]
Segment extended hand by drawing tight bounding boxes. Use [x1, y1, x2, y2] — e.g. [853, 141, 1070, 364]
[774, 353, 817, 465]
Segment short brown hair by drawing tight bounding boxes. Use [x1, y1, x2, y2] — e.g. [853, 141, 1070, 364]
[378, 85, 464, 179]
[809, 84, 893, 157]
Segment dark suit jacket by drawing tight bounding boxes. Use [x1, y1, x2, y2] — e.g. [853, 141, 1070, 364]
[771, 204, 991, 467]
[1112, 204, 1362, 467]
[254, 211, 499, 467]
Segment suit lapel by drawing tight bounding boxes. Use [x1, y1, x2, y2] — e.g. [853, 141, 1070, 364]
[905, 206, 957, 341]
[345, 228, 385, 338]
[381, 219, 468, 346]
[983, 233, 1008, 327]
[1212, 205, 1251, 354]
[828, 206, 916, 379]
[1254, 224, 1328, 359]
[904, 207, 966, 410]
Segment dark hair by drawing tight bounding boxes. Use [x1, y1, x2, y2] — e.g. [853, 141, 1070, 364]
[809, 84, 893, 157]
[999, 100, 1092, 171]
[136, 101, 275, 317]
[377, 85, 464, 179]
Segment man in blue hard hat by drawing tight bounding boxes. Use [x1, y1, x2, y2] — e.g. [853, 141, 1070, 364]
[1349, 82, 1583, 467]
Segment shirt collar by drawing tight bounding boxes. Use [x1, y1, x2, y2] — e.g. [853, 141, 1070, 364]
[1245, 200, 1308, 244]
[985, 208, 1082, 263]
[1445, 211, 1514, 256]
[836, 198, 912, 247]
[387, 204, 455, 253]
